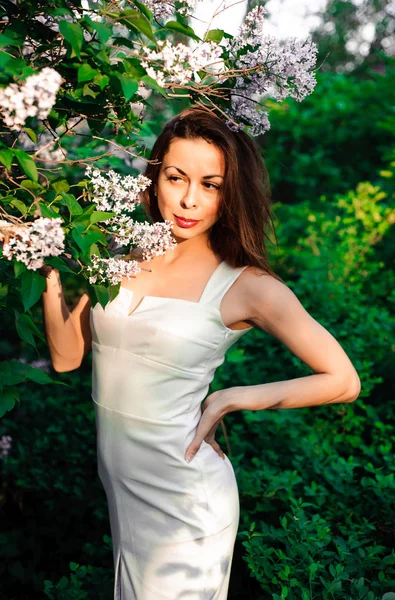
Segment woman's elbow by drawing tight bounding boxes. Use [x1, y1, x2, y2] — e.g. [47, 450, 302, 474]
[344, 372, 361, 402]
[52, 359, 82, 373]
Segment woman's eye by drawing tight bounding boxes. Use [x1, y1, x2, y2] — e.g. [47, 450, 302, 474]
[167, 176, 219, 190]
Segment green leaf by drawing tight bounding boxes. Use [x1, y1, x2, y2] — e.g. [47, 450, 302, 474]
[140, 75, 168, 98]
[12, 149, 38, 182]
[59, 21, 84, 59]
[93, 74, 109, 90]
[24, 127, 37, 144]
[25, 368, 54, 384]
[87, 118, 107, 135]
[71, 204, 96, 226]
[20, 270, 47, 311]
[123, 58, 146, 78]
[84, 16, 113, 43]
[77, 63, 98, 83]
[0, 361, 28, 386]
[0, 283, 8, 300]
[82, 84, 98, 99]
[163, 21, 201, 42]
[0, 387, 18, 417]
[90, 211, 116, 225]
[45, 256, 76, 274]
[129, 0, 153, 20]
[9, 199, 27, 216]
[95, 49, 110, 66]
[204, 29, 224, 43]
[71, 224, 107, 253]
[120, 10, 156, 43]
[51, 179, 70, 194]
[0, 52, 12, 69]
[47, 7, 73, 17]
[0, 33, 20, 48]
[0, 148, 13, 170]
[39, 203, 60, 218]
[60, 193, 83, 216]
[117, 75, 139, 101]
[14, 311, 36, 348]
[91, 283, 112, 309]
[20, 179, 43, 190]
[14, 262, 27, 277]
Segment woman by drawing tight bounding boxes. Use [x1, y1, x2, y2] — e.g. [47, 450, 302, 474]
[42, 106, 361, 599]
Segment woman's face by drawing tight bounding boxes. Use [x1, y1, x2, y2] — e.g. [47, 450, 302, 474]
[155, 137, 225, 243]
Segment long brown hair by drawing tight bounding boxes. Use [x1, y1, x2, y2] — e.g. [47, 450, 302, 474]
[141, 105, 281, 280]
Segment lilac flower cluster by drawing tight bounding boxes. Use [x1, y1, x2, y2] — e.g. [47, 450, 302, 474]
[1, 217, 65, 270]
[143, 0, 200, 20]
[223, 6, 318, 136]
[126, 220, 177, 262]
[85, 167, 177, 284]
[139, 39, 223, 87]
[87, 219, 177, 285]
[87, 255, 143, 285]
[0, 67, 62, 131]
[0, 435, 12, 460]
[85, 166, 151, 214]
[18, 357, 52, 373]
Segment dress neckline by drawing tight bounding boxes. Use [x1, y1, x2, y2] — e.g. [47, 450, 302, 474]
[120, 260, 226, 318]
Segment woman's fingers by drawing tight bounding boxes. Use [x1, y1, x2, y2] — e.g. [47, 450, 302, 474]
[206, 438, 225, 459]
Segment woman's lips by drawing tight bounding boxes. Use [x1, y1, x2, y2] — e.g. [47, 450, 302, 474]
[174, 215, 200, 228]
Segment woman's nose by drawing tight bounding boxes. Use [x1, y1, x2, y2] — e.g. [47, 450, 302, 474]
[181, 184, 198, 207]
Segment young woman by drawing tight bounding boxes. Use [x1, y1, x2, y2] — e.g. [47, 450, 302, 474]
[42, 106, 361, 599]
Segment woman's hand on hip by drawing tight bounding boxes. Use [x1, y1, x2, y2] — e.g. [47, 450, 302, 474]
[184, 388, 236, 463]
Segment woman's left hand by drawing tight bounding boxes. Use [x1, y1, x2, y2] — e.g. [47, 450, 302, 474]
[184, 388, 235, 463]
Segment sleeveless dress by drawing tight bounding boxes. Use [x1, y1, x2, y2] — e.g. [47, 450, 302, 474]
[90, 260, 253, 599]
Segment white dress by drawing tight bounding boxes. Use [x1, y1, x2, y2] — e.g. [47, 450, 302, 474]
[90, 260, 253, 599]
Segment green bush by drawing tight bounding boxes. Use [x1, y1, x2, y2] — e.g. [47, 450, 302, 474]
[212, 171, 395, 598]
[263, 60, 395, 206]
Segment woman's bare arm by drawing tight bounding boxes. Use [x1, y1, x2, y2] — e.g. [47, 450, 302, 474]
[225, 269, 361, 412]
[41, 268, 92, 373]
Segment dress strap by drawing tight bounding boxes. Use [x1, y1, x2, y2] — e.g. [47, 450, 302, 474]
[199, 261, 248, 311]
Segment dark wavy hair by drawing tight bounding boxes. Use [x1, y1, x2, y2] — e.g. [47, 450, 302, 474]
[141, 105, 281, 280]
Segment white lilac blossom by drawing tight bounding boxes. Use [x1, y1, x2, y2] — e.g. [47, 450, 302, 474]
[1, 217, 65, 270]
[225, 4, 268, 52]
[0, 67, 62, 131]
[87, 220, 177, 285]
[387, 0, 395, 17]
[125, 220, 177, 261]
[87, 255, 143, 285]
[108, 213, 177, 256]
[87, 220, 177, 284]
[85, 166, 152, 214]
[18, 357, 52, 373]
[223, 5, 317, 135]
[0, 436, 12, 460]
[84, 166, 177, 282]
[139, 39, 224, 87]
[225, 90, 271, 137]
[236, 37, 318, 103]
[143, 0, 200, 20]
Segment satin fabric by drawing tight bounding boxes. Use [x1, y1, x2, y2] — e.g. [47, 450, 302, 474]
[90, 260, 253, 599]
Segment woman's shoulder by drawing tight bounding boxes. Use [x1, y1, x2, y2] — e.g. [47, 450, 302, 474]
[237, 264, 288, 304]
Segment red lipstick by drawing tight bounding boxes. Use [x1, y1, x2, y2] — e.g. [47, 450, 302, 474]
[174, 215, 200, 228]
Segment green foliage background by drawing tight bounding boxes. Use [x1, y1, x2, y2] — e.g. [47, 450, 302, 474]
[1, 2, 395, 599]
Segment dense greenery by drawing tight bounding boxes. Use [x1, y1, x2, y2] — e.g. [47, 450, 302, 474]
[1, 2, 394, 599]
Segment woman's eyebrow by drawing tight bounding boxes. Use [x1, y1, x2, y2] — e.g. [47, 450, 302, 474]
[164, 165, 224, 179]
